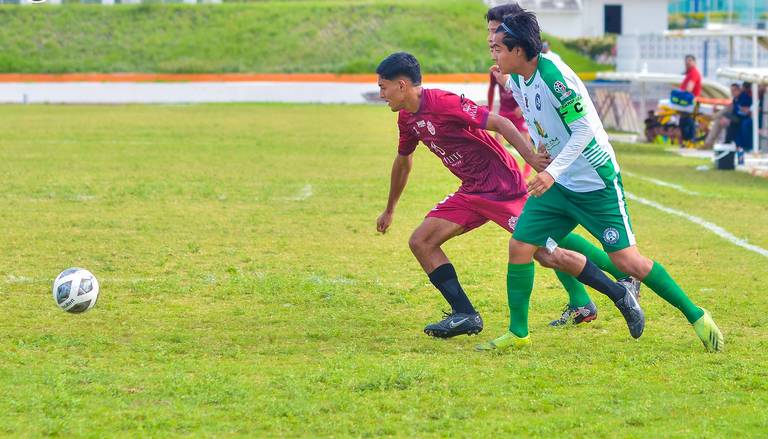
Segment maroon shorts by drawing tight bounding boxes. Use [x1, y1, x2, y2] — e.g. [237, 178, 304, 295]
[426, 192, 528, 233]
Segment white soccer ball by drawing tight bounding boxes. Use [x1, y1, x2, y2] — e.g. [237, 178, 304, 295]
[52, 268, 100, 313]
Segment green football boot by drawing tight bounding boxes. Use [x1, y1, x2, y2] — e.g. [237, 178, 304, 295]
[475, 331, 531, 352]
[692, 308, 724, 352]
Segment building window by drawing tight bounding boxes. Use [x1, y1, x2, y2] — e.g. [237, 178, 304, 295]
[604, 4, 622, 35]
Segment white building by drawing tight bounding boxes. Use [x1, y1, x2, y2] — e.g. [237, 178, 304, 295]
[488, 0, 669, 38]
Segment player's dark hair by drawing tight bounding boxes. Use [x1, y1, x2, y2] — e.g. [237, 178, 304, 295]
[485, 2, 523, 22]
[376, 52, 422, 86]
[496, 10, 542, 61]
[685, 54, 696, 62]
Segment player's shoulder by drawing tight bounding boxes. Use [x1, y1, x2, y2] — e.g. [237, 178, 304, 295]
[427, 88, 461, 104]
[425, 88, 476, 113]
[538, 53, 577, 85]
[538, 53, 582, 103]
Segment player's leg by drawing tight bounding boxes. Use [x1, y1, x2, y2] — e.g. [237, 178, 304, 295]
[559, 232, 642, 298]
[415, 194, 487, 338]
[512, 183, 643, 338]
[474, 193, 596, 327]
[408, 216, 464, 274]
[608, 246, 723, 352]
[576, 172, 722, 351]
[533, 245, 644, 338]
[476, 187, 570, 351]
[475, 237, 538, 351]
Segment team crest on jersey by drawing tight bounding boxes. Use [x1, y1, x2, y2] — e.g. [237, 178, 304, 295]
[508, 216, 518, 231]
[427, 120, 436, 135]
[535, 93, 542, 110]
[534, 120, 548, 138]
[417, 120, 426, 128]
[554, 81, 572, 101]
[603, 227, 620, 245]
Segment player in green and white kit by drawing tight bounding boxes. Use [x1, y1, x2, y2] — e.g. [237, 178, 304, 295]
[477, 10, 723, 352]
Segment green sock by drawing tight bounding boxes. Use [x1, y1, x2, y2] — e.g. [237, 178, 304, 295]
[555, 270, 591, 307]
[507, 262, 534, 337]
[559, 233, 628, 280]
[643, 262, 704, 323]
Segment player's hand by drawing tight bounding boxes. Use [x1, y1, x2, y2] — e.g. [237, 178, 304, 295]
[377, 210, 394, 234]
[527, 171, 555, 197]
[489, 65, 509, 88]
[530, 142, 551, 172]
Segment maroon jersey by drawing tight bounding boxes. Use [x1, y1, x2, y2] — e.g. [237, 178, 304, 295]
[488, 71, 520, 118]
[488, 72, 528, 132]
[397, 88, 526, 200]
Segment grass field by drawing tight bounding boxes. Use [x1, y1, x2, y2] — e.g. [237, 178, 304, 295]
[0, 1, 609, 74]
[1, 103, 767, 437]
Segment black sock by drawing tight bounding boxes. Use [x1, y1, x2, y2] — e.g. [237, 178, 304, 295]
[427, 263, 476, 314]
[576, 260, 626, 303]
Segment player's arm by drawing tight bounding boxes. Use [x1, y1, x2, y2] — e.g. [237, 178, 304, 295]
[485, 113, 550, 172]
[487, 74, 496, 113]
[377, 153, 413, 233]
[528, 98, 592, 196]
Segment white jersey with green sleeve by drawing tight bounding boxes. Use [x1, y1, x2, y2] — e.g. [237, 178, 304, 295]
[506, 53, 619, 192]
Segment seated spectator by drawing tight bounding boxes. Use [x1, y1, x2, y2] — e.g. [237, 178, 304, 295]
[724, 83, 742, 144]
[704, 83, 741, 148]
[644, 110, 661, 143]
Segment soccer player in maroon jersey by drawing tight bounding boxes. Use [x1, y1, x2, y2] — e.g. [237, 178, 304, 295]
[375, 52, 643, 338]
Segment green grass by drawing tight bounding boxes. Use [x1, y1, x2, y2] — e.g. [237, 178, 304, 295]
[0, 103, 767, 437]
[0, 1, 610, 74]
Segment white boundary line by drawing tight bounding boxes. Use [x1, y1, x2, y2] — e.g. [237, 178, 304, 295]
[285, 184, 313, 201]
[626, 192, 768, 258]
[623, 171, 700, 195]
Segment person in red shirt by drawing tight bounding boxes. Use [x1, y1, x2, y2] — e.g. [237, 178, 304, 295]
[374, 52, 642, 339]
[681, 54, 702, 97]
[679, 55, 702, 141]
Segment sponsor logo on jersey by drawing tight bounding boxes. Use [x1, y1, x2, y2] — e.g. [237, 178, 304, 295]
[427, 120, 436, 135]
[461, 102, 478, 118]
[524, 96, 529, 109]
[534, 120, 548, 138]
[428, 141, 446, 156]
[603, 227, 620, 245]
[508, 216, 518, 231]
[535, 93, 542, 110]
[417, 120, 426, 128]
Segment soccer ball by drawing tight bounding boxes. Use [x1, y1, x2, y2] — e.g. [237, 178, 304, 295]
[52, 268, 100, 313]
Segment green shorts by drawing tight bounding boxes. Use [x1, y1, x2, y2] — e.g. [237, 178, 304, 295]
[513, 173, 636, 252]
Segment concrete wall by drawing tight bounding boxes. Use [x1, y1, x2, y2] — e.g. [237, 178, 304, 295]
[536, 0, 669, 38]
[536, 10, 585, 39]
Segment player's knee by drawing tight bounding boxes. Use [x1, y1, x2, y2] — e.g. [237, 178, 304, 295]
[612, 256, 644, 278]
[408, 232, 432, 254]
[533, 249, 558, 269]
